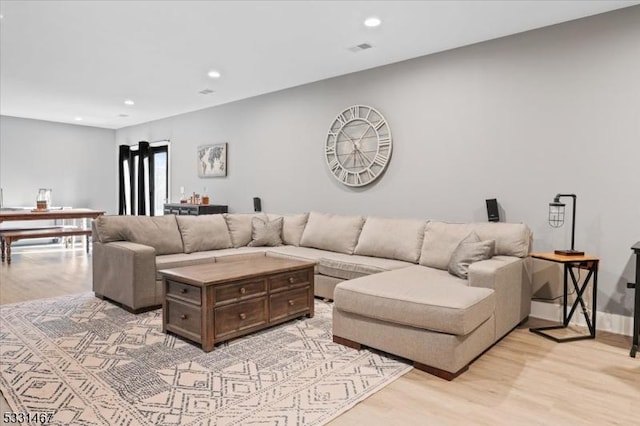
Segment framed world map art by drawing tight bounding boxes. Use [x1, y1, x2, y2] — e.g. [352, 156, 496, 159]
[198, 143, 227, 177]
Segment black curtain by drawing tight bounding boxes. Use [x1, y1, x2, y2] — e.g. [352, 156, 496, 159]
[119, 141, 162, 216]
[118, 145, 131, 215]
[137, 141, 150, 215]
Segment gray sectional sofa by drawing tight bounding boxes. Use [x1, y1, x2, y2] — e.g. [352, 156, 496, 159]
[92, 211, 532, 379]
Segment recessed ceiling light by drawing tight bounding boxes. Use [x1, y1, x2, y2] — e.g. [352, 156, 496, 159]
[124, 99, 135, 106]
[207, 70, 221, 79]
[364, 17, 381, 28]
[74, 116, 83, 121]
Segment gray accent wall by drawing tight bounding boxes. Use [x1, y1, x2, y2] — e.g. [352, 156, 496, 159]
[116, 7, 636, 317]
[0, 116, 116, 212]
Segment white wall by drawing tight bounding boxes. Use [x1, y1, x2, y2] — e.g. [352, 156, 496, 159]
[0, 116, 117, 213]
[116, 7, 640, 317]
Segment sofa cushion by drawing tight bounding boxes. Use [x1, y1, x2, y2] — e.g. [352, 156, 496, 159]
[95, 215, 183, 255]
[354, 216, 426, 263]
[248, 217, 283, 247]
[267, 213, 309, 246]
[156, 251, 218, 280]
[224, 213, 268, 248]
[334, 265, 495, 336]
[155, 247, 269, 280]
[318, 254, 413, 280]
[299, 212, 365, 254]
[419, 221, 531, 270]
[448, 232, 495, 279]
[265, 246, 412, 280]
[175, 214, 233, 253]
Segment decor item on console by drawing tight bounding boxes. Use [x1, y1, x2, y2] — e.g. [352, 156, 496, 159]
[92, 211, 532, 379]
[198, 143, 227, 177]
[325, 105, 392, 187]
[548, 193, 584, 256]
[35, 188, 52, 211]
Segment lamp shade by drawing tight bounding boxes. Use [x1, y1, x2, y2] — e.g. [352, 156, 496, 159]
[548, 201, 565, 228]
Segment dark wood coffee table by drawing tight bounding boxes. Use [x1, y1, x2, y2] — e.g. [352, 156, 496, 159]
[159, 256, 316, 351]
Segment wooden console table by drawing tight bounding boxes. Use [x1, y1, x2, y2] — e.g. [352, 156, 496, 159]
[629, 242, 640, 357]
[529, 252, 599, 342]
[0, 208, 104, 264]
[159, 256, 315, 352]
[163, 203, 228, 215]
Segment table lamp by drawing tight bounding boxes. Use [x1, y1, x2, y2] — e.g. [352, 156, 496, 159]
[548, 193, 584, 256]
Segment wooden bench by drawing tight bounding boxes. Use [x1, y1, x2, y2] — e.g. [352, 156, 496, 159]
[1, 228, 93, 264]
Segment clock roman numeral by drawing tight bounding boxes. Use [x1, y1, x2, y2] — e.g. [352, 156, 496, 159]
[339, 168, 348, 182]
[354, 172, 362, 185]
[325, 145, 335, 155]
[378, 137, 391, 147]
[337, 113, 348, 125]
[366, 168, 376, 180]
[373, 153, 387, 167]
[349, 106, 359, 119]
[328, 158, 340, 172]
[374, 119, 387, 130]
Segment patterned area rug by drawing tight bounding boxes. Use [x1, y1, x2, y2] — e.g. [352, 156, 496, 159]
[0, 294, 411, 425]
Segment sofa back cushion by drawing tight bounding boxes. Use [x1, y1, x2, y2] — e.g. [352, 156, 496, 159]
[299, 212, 365, 254]
[224, 213, 268, 248]
[419, 221, 531, 270]
[267, 213, 309, 246]
[94, 215, 184, 255]
[176, 215, 233, 253]
[354, 217, 427, 263]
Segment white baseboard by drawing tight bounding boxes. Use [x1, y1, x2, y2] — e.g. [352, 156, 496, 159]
[530, 301, 634, 337]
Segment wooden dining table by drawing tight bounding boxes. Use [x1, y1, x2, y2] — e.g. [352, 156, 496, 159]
[0, 208, 105, 264]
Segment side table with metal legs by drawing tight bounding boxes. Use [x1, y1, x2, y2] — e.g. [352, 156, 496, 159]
[529, 252, 599, 343]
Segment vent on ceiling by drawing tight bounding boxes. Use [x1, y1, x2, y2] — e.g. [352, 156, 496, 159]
[348, 43, 373, 52]
[199, 88, 215, 95]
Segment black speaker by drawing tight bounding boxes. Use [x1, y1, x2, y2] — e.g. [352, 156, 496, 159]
[253, 197, 262, 212]
[486, 199, 499, 222]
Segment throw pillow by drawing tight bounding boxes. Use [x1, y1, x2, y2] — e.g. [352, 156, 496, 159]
[248, 217, 283, 247]
[267, 212, 309, 246]
[299, 212, 365, 254]
[448, 232, 495, 279]
[224, 213, 268, 247]
[175, 215, 233, 253]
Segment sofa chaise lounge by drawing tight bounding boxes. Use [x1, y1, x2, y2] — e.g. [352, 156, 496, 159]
[92, 211, 532, 379]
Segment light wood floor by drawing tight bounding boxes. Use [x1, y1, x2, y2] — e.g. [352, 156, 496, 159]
[1, 246, 639, 425]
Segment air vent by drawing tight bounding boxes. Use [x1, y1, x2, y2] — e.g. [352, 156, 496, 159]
[348, 43, 373, 52]
[117, 114, 129, 118]
[199, 88, 215, 95]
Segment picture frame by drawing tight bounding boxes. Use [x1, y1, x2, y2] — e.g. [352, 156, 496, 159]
[198, 143, 227, 177]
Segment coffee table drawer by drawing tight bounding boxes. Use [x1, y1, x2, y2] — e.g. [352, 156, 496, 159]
[167, 280, 201, 305]
[214, 297, 268, 339]
[166, 299, 202, 338]
[270, 286, 310, 322]
[215, 279, 266, 306]
[269, 270, 310, 292]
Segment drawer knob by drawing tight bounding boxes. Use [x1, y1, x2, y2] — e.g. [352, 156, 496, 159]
[180, 314, 188, 320]
[239, 313, 247, 320]
[239, 287, 246, 294]
[288, 300, 294, 306]
[180, 288, 188, 294]
[288, 277, 295, 284]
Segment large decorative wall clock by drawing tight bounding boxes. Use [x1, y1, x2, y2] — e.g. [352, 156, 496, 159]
[325, 105, 392, 187]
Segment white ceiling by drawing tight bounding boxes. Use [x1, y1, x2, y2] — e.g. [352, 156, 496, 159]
[1, 0, 638, 130]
